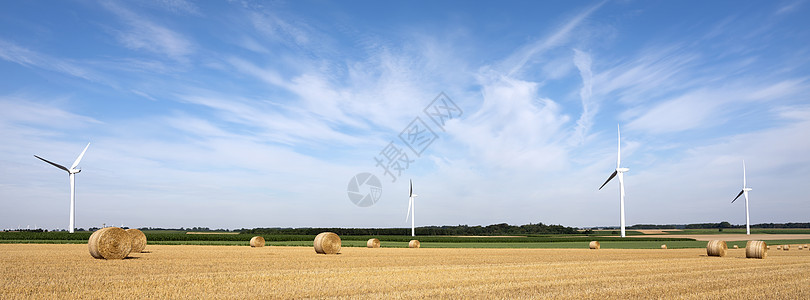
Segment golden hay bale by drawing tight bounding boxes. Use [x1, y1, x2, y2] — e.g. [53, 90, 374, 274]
[706, 240, 727, 257]
[367, 238, 380, 248]
[88, 227, 131, 260]
[589, 241, 600, 249]
[313, 232, 341, 254]
[250, 236, 265, 247]
[126, 229, 147, 253]
[88, 229, 104, 259]
[745, 241, 767, 259]
[409, 240, 420, 248]
[777, 245, 782, 250]
[783, 244, 790, 251]
[733, 245, 739, 249]
[660, 244, 667, 249]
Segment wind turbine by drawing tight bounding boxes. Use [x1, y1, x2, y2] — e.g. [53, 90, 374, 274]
[34, 143, 90, 234]
[731, 160, 753, 235]
[599, 125, 630, 238]
[405, 179, 418, 237]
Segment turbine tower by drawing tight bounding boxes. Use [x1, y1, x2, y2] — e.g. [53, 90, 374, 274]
[405, 179, 418, 237]
[34, 143, 90, 233]
[732, 160, 753, 235]
[599, 125, 630, 237]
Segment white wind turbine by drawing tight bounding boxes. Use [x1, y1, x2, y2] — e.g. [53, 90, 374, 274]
[34, 143, 90, 234]
[599, 125, 630, 238]
[731, 160, 753, 235]
[405, 179, 418, 237]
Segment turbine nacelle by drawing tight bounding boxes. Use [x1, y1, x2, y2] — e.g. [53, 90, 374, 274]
[70, 168, 81, 174]
[743, 187, 752, 192]
[616, 167, 629, 173]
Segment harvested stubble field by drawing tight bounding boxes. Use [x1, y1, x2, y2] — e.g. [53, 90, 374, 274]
[1, 244, 808, 299]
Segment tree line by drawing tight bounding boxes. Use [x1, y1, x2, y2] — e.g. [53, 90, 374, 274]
[242, 222, 579, 236]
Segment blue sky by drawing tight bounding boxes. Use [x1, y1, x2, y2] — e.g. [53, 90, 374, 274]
[1, 0, 809, 230]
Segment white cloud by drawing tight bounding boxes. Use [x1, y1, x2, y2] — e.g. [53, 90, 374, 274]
[774, 0, 804, 15]
[502, 1, 606, 76]
[0, 40, 105, 83]
[448, 75, 570, 171]
[101, 1, 194, 59]
[626, 78, 809, 134]
[570, 49, 596, 145]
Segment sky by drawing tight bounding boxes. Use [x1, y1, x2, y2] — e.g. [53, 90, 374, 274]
[1, 0, 809, 231]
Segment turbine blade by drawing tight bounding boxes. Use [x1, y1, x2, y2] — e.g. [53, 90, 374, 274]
[71, 143, 90, 169]
[599, 170, 618, 190]
[742, 160, 746, 188]
[732, 190, 744, 203]
[409, 179, 413, 198]
[34, 155, 69, 172]
[405, 197, 413, 221]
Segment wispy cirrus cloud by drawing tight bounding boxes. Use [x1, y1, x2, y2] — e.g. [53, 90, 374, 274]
[100, 1, 194, 60]
[0, 39, 105, 83]
[502, 1, 606, 77]
[571, 49, 596, 145]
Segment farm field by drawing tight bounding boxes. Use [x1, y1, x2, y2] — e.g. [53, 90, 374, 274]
[2, 244, 809, 298]
[627, 233, 810, 241]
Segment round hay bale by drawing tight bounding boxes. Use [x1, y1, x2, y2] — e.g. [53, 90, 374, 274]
[126, 228, 147, 253]
[783, 244, 790, 251]
[661, 244, 667, 249]
[706, 240, 727, 257]
[777, 245, 782, 250]
[88, 229, 104, 259]
[408, 240, 420, 248]
[313, 232, 341, 254]
[367, 238, 380, 248]
[733, 244, 739, 249]
[88, 227, 131, 260]
[250, 236, 265, 247]
[746, 241, 767, 259]
[589, 241, 600, 249]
